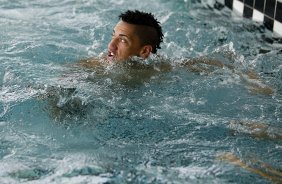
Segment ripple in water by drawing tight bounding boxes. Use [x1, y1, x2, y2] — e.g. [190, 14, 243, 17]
[0, 0, 282, 183]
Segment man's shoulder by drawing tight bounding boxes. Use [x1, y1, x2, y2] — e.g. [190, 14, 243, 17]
[77, 57, 105, 68]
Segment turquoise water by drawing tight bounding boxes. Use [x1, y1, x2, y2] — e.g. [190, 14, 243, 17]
[1, 0, 282, 183]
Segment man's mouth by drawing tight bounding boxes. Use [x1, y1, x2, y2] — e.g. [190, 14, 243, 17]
[107, 51, 115, 61]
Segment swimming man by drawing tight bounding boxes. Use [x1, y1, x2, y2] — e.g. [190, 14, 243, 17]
[80, 10, 163, 66]
[79, 10, 273, 95]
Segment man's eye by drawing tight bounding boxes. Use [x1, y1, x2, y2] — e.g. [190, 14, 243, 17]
[120, 38, 127, 43]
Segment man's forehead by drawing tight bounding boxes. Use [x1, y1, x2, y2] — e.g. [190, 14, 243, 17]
[113, 21, 143, 44]
[114, 21, 137, 33]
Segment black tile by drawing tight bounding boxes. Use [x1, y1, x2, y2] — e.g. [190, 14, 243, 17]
[238, 0, 243, 2]
[225, 0, 233, 9]
[243, 5, 253, 18]
[245, 0, 254, 7]
[254, 0, 265, 13]
[276, 2, 282, 23]
[263, 16, 274, 30]
[265, 0, 276, 18]
[214, 2, 225, 10]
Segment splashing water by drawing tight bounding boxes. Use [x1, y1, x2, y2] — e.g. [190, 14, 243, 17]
[0, 0, 282, 183]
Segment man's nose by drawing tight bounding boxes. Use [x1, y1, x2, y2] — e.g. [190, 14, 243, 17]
[108, 37, 118, 51]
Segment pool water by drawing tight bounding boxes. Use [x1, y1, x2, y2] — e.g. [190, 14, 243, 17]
[0, 0, 282, 183]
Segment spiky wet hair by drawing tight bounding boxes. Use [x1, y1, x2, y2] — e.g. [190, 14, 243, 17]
[118, 10, 163, 54]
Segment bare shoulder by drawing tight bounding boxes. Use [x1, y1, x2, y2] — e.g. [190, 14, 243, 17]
[183, 56, 234, 69]
[77, 57, 104, 68]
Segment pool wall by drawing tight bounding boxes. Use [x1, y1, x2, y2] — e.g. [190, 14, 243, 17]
[216, 0, 282, 37]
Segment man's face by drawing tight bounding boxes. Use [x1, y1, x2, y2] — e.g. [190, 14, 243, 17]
[107, 21, 144, 62]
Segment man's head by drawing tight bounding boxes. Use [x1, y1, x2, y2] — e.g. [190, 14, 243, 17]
[107, 10, 163, 62]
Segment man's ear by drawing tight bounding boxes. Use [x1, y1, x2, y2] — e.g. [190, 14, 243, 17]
[139, 45, 153, 59]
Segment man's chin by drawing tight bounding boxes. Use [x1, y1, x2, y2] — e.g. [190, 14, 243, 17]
[106, 56, 117, 63]
[106, 54, 135, 63]
[107, 57, 128, 63]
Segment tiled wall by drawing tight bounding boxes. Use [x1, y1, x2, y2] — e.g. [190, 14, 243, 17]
[218, 0, 282, 37]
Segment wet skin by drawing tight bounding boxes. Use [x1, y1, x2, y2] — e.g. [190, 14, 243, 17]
[107, 21, 152, 62]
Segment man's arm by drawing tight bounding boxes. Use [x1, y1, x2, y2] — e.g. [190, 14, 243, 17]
[218, 152, 282, 183]
[182, 56, 274, 95]
[239, 71, 274, 95]
[228, 120, 282, 140]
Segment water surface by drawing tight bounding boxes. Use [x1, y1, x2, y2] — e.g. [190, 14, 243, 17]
[0, 0, 282, 183]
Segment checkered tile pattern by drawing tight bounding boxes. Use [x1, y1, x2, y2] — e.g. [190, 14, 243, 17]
[217, 0, 282, 37]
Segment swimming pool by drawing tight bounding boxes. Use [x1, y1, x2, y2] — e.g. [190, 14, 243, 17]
[0, 0, 282, 183]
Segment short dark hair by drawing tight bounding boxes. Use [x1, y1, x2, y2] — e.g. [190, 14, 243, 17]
[118, 10, 163, 54]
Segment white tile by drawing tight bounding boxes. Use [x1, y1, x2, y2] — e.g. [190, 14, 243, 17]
[233, 0, 244, 16]
[252, 9, 264, 22]
[273, 20, 282, 37]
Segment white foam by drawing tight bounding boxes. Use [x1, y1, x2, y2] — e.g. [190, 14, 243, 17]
[0, 121, 8, 126]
